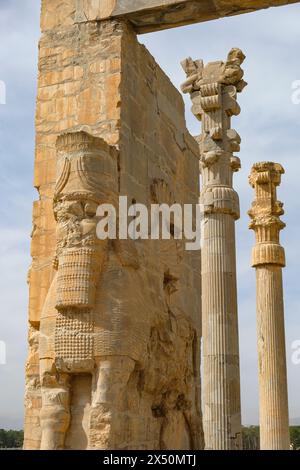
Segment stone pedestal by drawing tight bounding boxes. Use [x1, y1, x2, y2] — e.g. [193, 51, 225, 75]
[181, 49, 247, 449]
[249, 162, 290, 450]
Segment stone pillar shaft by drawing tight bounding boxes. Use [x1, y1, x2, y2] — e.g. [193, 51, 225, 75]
[202, 212, 240, 449]
[249, 162, 289, 450]
[181, 48, 247, 449]
[256, 267, 289, 449]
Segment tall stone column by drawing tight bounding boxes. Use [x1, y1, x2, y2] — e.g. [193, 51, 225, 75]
[181, 49, 247, 449]
[248, 162, 290, 450]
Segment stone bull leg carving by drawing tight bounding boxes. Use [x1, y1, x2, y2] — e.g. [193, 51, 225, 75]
[40, 369, 71, 450]
[39, 356, 136, 450]
[89, 356, 136, 449]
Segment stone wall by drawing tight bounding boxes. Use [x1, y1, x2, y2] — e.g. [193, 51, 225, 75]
[25, 1, 203, 449]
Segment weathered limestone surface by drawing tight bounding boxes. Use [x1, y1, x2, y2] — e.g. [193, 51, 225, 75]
[25, 2, 203, 450]
[74, 0, 300, 33]
[249, 162, 290, 450]
[181, 49, 246, 449]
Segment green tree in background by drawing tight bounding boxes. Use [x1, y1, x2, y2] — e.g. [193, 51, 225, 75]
[0, 429, 24, 448]
[242, 426, 260, 450]
[0, 427, 299, 450]
[290, 427, 300, 450]
[242, 426, 300, 450]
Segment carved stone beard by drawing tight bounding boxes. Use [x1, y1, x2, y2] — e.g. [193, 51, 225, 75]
[54, 195, 104, 313]
[56, 245, 102, 312]
[54, 243, 103, 373]
[53, 195, 104, 373]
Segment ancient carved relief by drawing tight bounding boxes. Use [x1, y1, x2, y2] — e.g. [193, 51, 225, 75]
[38, 132, 119, 449]
[33, 132, 203, 450]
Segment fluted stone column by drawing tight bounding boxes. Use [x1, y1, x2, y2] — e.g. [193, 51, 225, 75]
[181, 49, 247, 450]
[249, 162, 290, 450]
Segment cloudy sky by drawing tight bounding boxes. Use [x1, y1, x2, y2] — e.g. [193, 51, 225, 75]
[0, 0, 299, 430]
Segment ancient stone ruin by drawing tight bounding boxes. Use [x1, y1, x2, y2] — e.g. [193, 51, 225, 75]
[181, 48, 246, 450]
[24, 0, 293, 450]
[249, 162, 289, 450]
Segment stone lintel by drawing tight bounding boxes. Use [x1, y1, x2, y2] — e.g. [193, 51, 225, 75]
[76, 0, 300, 33]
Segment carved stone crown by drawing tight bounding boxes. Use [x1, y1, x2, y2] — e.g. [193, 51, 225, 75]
[54, 131, 118, 204]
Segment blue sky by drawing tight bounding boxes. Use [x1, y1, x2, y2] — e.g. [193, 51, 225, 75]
[0, 0, 299, 429]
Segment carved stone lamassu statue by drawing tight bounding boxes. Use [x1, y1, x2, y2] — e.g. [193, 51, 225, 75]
[37, 131, 203, 450]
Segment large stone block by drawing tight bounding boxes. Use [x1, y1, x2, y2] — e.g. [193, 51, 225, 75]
[75, 0, 300, 33]
[40, 1, 300, 33]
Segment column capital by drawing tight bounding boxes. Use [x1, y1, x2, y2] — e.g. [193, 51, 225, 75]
[181, 49, 246, 185]
[249, 161, 284, 190]
[249, 162, 286, 267]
